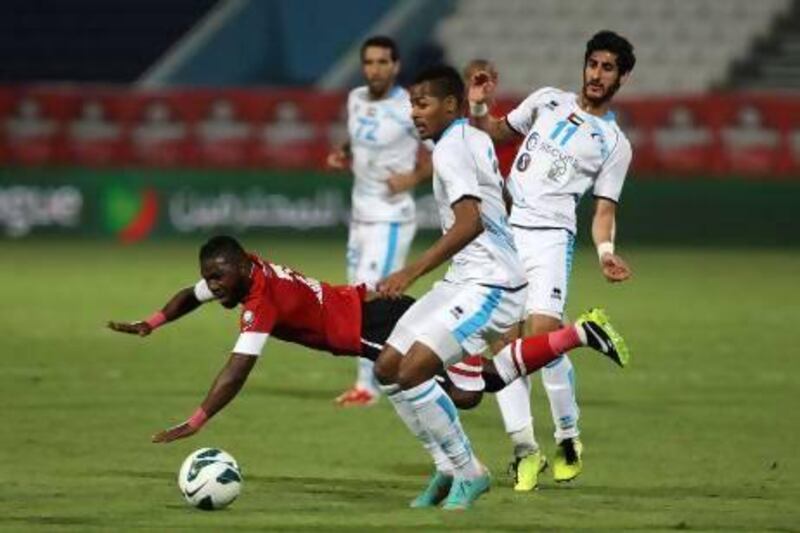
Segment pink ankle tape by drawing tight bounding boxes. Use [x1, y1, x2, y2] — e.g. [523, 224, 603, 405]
[145, 311, 167, 330]
[547, 326, 581, 354]
[187, 408, 208, 430]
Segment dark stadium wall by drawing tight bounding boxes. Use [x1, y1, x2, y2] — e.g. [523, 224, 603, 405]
[156, 0, 396, 86]
[0, 168, 795, 246]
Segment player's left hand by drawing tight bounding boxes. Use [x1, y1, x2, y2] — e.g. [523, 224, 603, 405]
[107, 320, 153, 337]
[387, 171, 416, 194]
[152, 421, 198, 444]
[377, 268, 415, 298]
[600, 253, 632, 283]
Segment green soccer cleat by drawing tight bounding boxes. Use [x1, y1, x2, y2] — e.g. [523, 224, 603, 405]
[553, 438, 583, 482]
[576, 308, 630, 367]
[508, 451, 548, 492]
[442, 471, 491, 510]
[409, 470, 453, 508]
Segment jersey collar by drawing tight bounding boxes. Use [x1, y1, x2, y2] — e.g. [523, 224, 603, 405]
[434, 117, 467, 144]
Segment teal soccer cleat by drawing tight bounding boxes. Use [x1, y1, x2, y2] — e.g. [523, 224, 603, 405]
[410, 470, 453, 508]
[441, 471, 491, 510]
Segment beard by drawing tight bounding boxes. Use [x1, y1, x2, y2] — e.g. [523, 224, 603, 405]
[582, 78, 621, 105]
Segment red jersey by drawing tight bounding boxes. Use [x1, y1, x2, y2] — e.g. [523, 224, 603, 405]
[195, 254, 365, 357]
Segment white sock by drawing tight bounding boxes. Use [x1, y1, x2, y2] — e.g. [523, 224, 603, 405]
[379, 383, 453, 475]
[405, 379, 483, 479]
[492, 340, 523, 384]
[496, 376, 538, 457]
[356, 358, 379, 393]
[541, 355, 580, 442]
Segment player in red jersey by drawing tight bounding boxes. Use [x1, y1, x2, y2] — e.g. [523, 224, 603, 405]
[108, 235, 628, 444]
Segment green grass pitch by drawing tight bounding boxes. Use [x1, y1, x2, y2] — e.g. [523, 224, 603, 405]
[1, 237, 798, 531]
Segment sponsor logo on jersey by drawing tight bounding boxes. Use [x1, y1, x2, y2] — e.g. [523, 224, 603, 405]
[516, 152, 531, 172]
[547, 158, 568, 181]
[525, 132, 540, 151]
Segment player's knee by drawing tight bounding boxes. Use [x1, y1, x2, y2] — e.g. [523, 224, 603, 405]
[396, 359, 431, 390]
[448, 387, 483, 410]
[373, 348, 400, 385]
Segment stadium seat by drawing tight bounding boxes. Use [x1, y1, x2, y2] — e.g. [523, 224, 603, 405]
[434, 0, 792, 96]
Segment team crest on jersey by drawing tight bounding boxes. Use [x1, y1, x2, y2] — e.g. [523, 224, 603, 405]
[550, 287, 562, 301]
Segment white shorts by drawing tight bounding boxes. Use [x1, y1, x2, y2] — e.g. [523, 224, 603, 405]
[386, 280, 526, 369]
[512, 227, 575, 320]
[347, 220, 416, 285]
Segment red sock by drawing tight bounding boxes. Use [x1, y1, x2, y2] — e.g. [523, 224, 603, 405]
[512, 326, 582, 376]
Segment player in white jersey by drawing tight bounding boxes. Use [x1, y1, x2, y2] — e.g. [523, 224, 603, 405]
[467, 30, 636, 489]
[327, 36, 431, 406]
[370, 65, 526, 510]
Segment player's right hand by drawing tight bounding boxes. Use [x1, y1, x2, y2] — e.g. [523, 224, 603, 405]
[107, 320, 153, 337]
[326, 149, 349, 170]
[152, 421, 198, 443]
[468, 70, 496, 105]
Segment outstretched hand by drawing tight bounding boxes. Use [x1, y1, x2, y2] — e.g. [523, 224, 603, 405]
[467, 71, 496, 106]
[600, 253, 632, 283]
[107, 320, 153, 337]
[152, 421, 198, 444]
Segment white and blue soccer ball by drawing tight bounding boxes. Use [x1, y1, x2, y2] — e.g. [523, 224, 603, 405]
[177, 447, 242, 510]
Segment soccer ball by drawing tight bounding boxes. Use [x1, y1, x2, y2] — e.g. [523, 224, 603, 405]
[177, 447, 242, 510]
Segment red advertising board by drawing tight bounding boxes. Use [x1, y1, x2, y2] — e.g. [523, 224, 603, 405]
[1, 85, 799, 177]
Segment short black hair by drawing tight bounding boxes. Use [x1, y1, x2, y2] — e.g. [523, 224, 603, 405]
[199, 235, 247, 264]
[585, 30, 636, 75]
[361, 35, 399, 62]
[413, 64, 465, 107]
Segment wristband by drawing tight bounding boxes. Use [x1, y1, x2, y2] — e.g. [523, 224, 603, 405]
[596, 241, 615, 260]
[145, 311, 167, 330]
[469, 101, 488, 117]
[187, 407, 208, 430]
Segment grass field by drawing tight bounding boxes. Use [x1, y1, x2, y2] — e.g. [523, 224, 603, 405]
[1, 237, 798, 532]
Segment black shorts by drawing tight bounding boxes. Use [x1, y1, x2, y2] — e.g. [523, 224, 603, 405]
[359, 295, 416, 361]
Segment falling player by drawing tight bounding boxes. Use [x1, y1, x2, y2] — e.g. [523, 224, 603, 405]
[327, 35, 431, 407]
[467, 30, 636, 489]
[107, 235, 628, 446]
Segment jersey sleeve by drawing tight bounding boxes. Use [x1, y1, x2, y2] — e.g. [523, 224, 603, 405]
[433, 139, 481, 206]
[593, 135, 632, 203]
[231, 297, 277, 356]
[505, 87, 558, 136]
[193, 279, 215, 303]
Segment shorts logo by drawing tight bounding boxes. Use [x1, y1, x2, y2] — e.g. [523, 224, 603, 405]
[242, 310, 255, 328]
[550, 287, 562, 300]
[450, 305, 465, 320]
